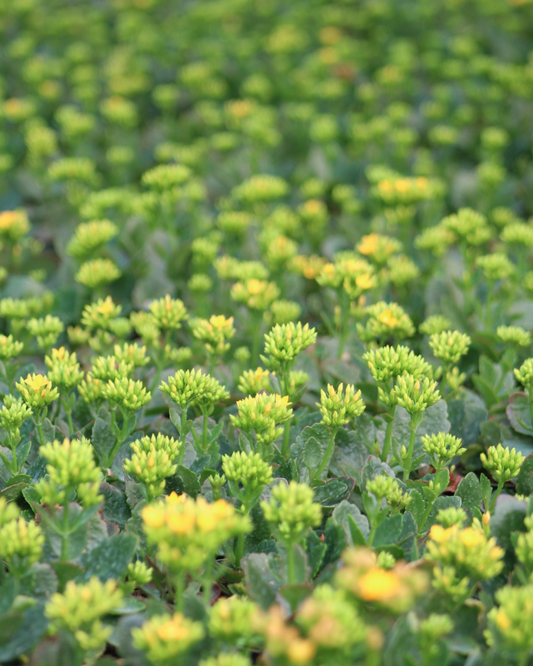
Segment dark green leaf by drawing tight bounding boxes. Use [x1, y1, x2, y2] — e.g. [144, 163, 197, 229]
[374, 514, 403, 546]
[507, 393, 533, 435]
[517, 454, 533, 496]
[455, 472, 482, 512]
[91, 417, 116, 466]
[243, 553, 281, 610]
[78, 533, 137, 582]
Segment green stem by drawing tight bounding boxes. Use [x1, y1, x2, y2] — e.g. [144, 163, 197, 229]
[517, 650, 529, 666]
[203, 559, 213, 606]
[381, 408, 396, 462]
[35, 418, 46, 448]
[314, 428, 338, 480]
[178, 408, 188, 464]
[174, 573, 185, 612]
[281, 421, 291, 458]
[202, 412, 209, 453]
[287, 543, 296, 584]
[337, 291, 350, 359]
[61, 502, 70, 561]
[490, 480, 505, 513]
[235, 532, 245, 567]
[403, 424, 418, 482]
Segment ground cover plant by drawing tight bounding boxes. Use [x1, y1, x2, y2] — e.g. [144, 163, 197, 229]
[2, 0, 533, 664]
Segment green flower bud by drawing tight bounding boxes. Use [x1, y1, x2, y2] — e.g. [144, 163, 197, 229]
[123, 435, 182, 501]
[75, 258, 121, 289]
[476, 252, 514, 281]
[515, 358, 533, 389]
[48, 157, 98, 184]
[486, 584, 533, 653]
[387, 254, 420, 286]
[208, 596, 260, 646]
[261, 322, 317, 374]
[45, 347, 83, 390]
[81, 297, 122, 330]
[222, 451, 273, 508]
[191, 315, 235, 356]
[232, 174, 288, 204]
[364, 345, 432, 383]
[27, 314, 64, 349]
[200, 655, 251, 666]
[261, 481, 322, 545]
[113, 342, 149, 368]
[358, 301, 415, 343]
[442, 208, 491, 246]
[436, 507, 467, 528]
[231, 279, 280, 311]
[46, 578, 123, 655]
[501, 222, 533, 248]
[237, 367, 271, 396]
[269, 299, 302, 325]
[419, 315, 452, 335]
[0, 396, 32, 431]
[149, 295, 188, 330]
[0, 516, 44, 574]
[0, 334, 23, 360]
[480, 444, 524, 484]
[377, 551, 396, 569]
[390, 374, 441, 414]
[102, 377, 152, 412]
[429, 330, 471, 366]
[160, 369, 229, 412]
[422, 432, 466, 468]
[142, 164, 191, 190]
[35, 437, 102, 507]
[132, 612, 204, 665]
[89, 354, 133, 381]
[230, 393, 292, 447]
[317, 383, 365, 428]
[497, 326, 531, 347]
[419, 614, 454, 645]
[16, 373, 59, 409]
[126, 560, 153, 587]
[366, 474, 411, 511]
[66, 219, 119, 260]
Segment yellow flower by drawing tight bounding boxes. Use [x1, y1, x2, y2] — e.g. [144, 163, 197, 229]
[429, 524, 454, 543]
[358, 567, 401, 601]
[97, 297, 116, 315]
[210, 315, 233, 329]
[358, 233, 379, 256]
[496, 608, 511, 631]
[157, 619, 191, 642]
[355, 273, 375, 290]
[287, 638, 316, 664]
[378, 308, 399, 328]
[142, 505, 166, 529]
[25, 374, 51, 393]
[460, 528, 485, 548]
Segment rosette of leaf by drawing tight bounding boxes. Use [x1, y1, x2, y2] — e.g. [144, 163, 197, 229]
[0, 497, 44, 578]
[34, 437, 102, 560]
[230, 393, 293, 459]
[66, 219, 119, 260]
[141, 493, 251, 607]
[123, 434, 182, 501]
[45, 578, 123, 666]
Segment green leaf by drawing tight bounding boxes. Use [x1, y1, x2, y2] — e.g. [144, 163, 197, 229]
[0, 604, 48, 663]
[322, 519, 347, 568]
[78, 533, 137, 582]
[331, 500, 369, 544]
[166, 465, 201, 498]
[507, 392, 533, 435]
[330, 418, 374, 485]
[517, 454, 533, 496]
[301, 435, 323, 471]
[243, 553, 281, 610]
[491, 497, 527, 553]
[100, 482, 132, 528]
[455, 472, 482, 512]
[0, 576, 17, 614]
[277, 583, 312, 614]
[50, 562, 84, 591]
[374, 514, 403, 546]
[408, 488, 427, 528]
[312, 477, 354, 507]
[305, 531, 327, 578]
[91, 417, 116, 466]
[421, 496, 462, 533]
[448, 394, 487, 445]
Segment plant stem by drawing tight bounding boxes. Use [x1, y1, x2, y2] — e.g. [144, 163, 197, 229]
[490, 480, 505, 513]
[381, 409, 396, 462]
[61, 502, 70, 561]
[281, 421, 291, 458]
[175, 573, 185, 612]
[403, 423, 418, 482]
[202, 412, 209, 453]
[314, 427, 338, 480]
[287, 543, 296, 584]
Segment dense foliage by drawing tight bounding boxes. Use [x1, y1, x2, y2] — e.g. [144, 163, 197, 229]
[2, 0, 533, 664]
